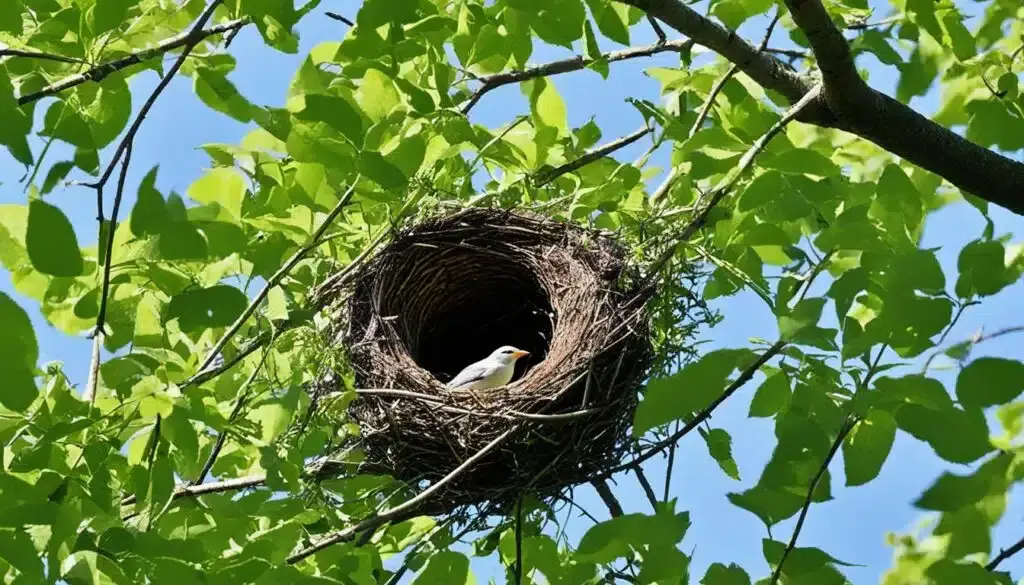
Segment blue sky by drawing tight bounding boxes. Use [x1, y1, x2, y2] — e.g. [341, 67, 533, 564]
[1, 0, 1023, 583]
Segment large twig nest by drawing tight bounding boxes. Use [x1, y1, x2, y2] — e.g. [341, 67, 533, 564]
[324, 208, 655, 513]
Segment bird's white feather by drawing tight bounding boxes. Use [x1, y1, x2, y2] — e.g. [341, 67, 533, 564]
[446, 345, 528, 391]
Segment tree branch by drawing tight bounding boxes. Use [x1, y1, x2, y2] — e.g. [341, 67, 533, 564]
[769, 416, 858, 585]
[286, 428, 517, 563]
[632, 468, 659, 509]
[1, 47, 85, 64]
[324, 11, 355, 26]
[196, 178, 360, 373]
[618, 0, 1024, 216]
[534, 126, 652, 187]
[987, 535, 1024, 571]
[461, 39, 695, 115]
[17, 18, 249, 106]
[591, 479, 625, 517]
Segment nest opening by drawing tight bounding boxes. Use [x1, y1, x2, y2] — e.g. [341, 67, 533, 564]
[324, 209, 656, 514]
[398, 250, 555, 385]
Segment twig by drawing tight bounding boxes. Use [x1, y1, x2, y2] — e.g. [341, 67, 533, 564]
[591, 479, 625, 517]
[845, 14, 904, 30]
[196, 178, 361, 374]
[0, 47, 85, 64]
[18, 18, 249, 105]
[769, 416, 858, 585]
[647, 15, 667, 43]
[662, 421, 678, 500]
[644, 83, 823, 281]
[987, 535, 1024, 571]
[461, 39, 695, 114]
[193, 338, 274, 484]
[534, 126, 651, 187]
[286, 428, 518, 563]
[632, 468, 659, 509]
[604, 340, 787, 477]
[356, 388, 600, 421]
[83, 141, 133, 403]
[467, 115, 529, 176]
[325, 11, 355, 26]
[653, 10, 781, 205]
[764, 47, 809, 59]
[922, 325, 1024, 373]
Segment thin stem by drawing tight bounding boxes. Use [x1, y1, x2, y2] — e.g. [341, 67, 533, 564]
[196, 178, 361, 374]
[633, 467, 659, 509]
[286, 427, 517, 563]
[324, 11, 355, 26]
[769, 416, 858, 585]
[987, 535, 1024, 571]
[0, 47, 85, 63]
[18, 18, 249, 105]
[461, 39, 695, 115]
[534, 126, 652, 187]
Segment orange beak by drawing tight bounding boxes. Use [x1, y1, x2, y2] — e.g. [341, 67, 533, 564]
[513, 350, 530, 359]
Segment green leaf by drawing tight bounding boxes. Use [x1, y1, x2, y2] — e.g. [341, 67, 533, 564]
[357, 68, 401, 124]
[194, 66, 253, 123]
[634, 349, 747, 436]
[165, 285, 248, 333]
[0, 292, 38, 413]
[130, 167, 169, 237]
[0, 529, 43, 581]
[187, 167, 246, 221]
[584, 0, 629, 45]
[523, 77, 568, 136]
[778, 298, 826, 341]
[90, 0, 132, 34]
[294, 94, 366, 148]
[749, 371, 790, 418]
[529, 0, 586, 48]
[702, 563, 751, 585]
[842, 408, 896, 486]
[711, 0, 773, 30]
[702, 428, 740, 480]
[358, 151, 408, 189]
[637, 545, 690, 585]
[0, 68, 31, 165]
[577, 510, 691, 563]
[966, 100, 1024, 151]
[0, 0, 24, 34]
[27, 199, 84, 277]
[956, 358, 1024, 409]
[411, 551, 475, 585]
[955, 240, 1011, 298]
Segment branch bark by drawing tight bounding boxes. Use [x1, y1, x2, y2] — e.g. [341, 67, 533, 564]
[617, 0, 1024, 216]
[534, 126, 652, 187]
[461, 39, 695, 115]
[17, 18, 249, 106]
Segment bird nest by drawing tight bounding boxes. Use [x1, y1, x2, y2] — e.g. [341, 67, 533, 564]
[317, 208, 655, 514]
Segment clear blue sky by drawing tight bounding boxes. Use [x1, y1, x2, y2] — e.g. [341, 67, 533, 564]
[1, 0, 1022, 582]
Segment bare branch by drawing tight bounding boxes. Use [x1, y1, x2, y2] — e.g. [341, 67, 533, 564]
[845, 14, 904, 31]
[534, 126, 652, 187]
[647, 15, 667, 42]
[196, 178, 361, 374]
[591, 479, 625, 517]
[325, 11, 355, 26]
[987, 535, 1024, 571]
[0, 47, 85, 64]
[17, 18, 249, 106]
[923, 325, 1024, 373]
[83, 140, 133, 403]
[461, 39, 695, 115]
[764, 47, 809, 60]
[769, 416, 858, 585]
[286, 428, 518, 563]
[619, 0, 1024, 216]
[632, 468, 659, 509]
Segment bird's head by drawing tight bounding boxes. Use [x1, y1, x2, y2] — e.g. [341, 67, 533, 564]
[490, 345, 530, 364]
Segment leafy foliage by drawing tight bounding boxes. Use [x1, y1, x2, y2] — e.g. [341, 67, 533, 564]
[0, 0, 1022, 583]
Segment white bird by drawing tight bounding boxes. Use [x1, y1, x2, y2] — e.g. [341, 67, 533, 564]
[445, 345, 531, 392]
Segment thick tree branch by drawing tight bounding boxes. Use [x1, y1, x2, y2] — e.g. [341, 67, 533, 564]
[769, 416, 858, 585]
[17, 18, 249, 106]
[618, 0, 1024, 216]
[461, 39, 695, 115]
